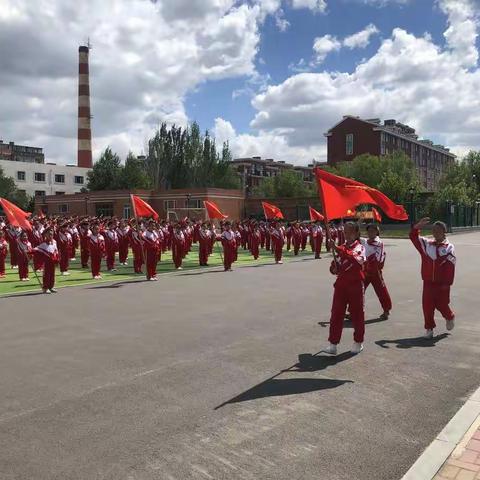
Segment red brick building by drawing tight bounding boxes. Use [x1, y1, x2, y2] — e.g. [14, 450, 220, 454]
[36, 188, 245, 220]
[325, 116, 456, 191]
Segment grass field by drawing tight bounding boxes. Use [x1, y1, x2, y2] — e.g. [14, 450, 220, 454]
[0, 245, 316, 297]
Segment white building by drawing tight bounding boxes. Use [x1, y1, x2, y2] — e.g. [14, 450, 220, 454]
[0, 159, 91, 197]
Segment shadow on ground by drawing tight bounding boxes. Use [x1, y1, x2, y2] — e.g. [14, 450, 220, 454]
[318, 317, 388, 328]
[376, 333, 450, 349]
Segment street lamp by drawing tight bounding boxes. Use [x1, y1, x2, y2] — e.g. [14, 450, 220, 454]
[186, 193, 191, 220]
[409, 186, 415, 227]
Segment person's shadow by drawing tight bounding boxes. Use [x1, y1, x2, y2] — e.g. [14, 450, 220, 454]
[214, 351, 354, 409]
[318, 317, 388, 328]
[376, 332, 450, 349]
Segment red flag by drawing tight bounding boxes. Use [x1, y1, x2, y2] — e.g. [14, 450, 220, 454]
[262, 202, 284, 220]
[314, 169, 408, 221]
[130, 194, 159, 220]
[204, 200, 228, 220]
[372, 207, 382, 223]
[309, 206, 324, 222]
[0, 197, 32, 231]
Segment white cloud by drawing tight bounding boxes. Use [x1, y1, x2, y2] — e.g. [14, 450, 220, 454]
[0, 0, 271, 164]
[290, 0, 328, 12]
[313, 35, 342, 63]
[234, 0, 480, 163]
[343, 24, 379, 49]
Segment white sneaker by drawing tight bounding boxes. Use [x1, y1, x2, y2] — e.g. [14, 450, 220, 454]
[424, 329, 434, 339]
[43, 289, 51, 294]
[323, 343, 337, 355]
[351, 342, 364, 354]
[446, 318, 455, 331]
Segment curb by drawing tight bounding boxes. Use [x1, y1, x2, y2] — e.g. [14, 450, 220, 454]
[401, 386, 480, 480]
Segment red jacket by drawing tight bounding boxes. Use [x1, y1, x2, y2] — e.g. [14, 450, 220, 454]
[331, 239, 365, 286]
[410, 228, 455, 285]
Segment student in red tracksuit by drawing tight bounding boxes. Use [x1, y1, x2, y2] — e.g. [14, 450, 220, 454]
[78, 222, 91, 268]
[323, 222, 366, 355]
[198, 223, 212, 266]
[56, 224, 73, 276]
[0, 230, 8, 278]
[89, 224, 105, 279]
[117, 220, 130, 265]
[362, 224, 392, 319]
[104, 222, 119, 271]
[221, 222, 237, 271]
[311, 221, 324, 259]
[249, 222, 261, 260]
[291, 222, 302, 255]
[29, 221, 44, 272]
[410, 217, 456, 338]
[143, 222, 161, 281]
[5, 225, 20, 269]
[172, 225, 186, 270]
[270, 221, 285, 264]
[129, 224, 145, 274]
[33, 229, 59, 294]
[17, 232, 32, 281]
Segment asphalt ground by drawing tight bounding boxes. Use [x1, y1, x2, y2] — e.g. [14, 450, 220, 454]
[1, 232, 479, 480]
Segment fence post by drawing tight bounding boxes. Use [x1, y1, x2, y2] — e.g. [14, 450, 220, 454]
[446, 200, 453, 233]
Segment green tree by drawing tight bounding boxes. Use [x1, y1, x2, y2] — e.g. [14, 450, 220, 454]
[87, 147, 123, 191]
[119, 152, 151, 189]
[0, 166, 32, 211]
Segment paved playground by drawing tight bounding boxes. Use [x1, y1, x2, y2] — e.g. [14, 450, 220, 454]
[1, 232, 479, 480]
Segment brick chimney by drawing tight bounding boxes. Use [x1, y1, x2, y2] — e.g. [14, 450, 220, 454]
[78, 45, 93, 168]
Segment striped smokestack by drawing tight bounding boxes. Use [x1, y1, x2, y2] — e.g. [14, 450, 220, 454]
[77, 45, 93, 168]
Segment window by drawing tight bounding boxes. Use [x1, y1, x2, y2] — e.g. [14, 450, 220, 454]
[58, 204, 69, 214]
[346, 134, 354, 155]
[55, 191, 65, 195]
[74, 176, 84, 184]
[123, 204, 131, 219]
[35, 190, 46, 197]
[34, 172, 46, 182]
[187, 199, 202, 209]
[54, 174, 65, 184]
[95, 203, 114, 217]
[165, 200, 176, 210]
[16, 171, 26, 181]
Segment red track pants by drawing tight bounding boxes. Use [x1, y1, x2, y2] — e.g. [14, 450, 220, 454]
[91, 254, 102, 277]
[329, 281, 365, 344]
[18, 256, 29, 280]
[422, 282, 454, 330]
[59, 249, 70, 273]
[42, 260, 56, 290]
[80, 246, 89, 268]
[146, 250, 158, 279]
[364, 272, 392, 313]
[0, 255, 5, 276]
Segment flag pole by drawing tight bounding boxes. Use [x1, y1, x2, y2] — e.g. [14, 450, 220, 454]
[130, 194, 147, 269]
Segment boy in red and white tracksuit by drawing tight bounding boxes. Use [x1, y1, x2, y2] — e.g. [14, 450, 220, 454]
[361, 224, 392, 320]
[142, 222, 161, 281]
[220, 222, 237, 271]
[33, 229, 59, 294]
[89, 225, 106, 279]
[410, 217, 456, 338]
[0, 230, 8, 278]
[324, 222, 366, 355]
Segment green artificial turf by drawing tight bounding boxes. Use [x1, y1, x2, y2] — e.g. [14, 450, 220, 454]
[0, 245, 317, 297]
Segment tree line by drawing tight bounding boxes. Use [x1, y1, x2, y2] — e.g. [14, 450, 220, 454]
[86, 122, 240, 191]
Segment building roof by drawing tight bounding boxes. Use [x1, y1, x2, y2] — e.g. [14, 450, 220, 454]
[325, 116, 456, 158]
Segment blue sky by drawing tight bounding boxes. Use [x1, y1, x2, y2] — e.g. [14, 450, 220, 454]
[1, 0, 479, 164]
[186, 0, 458, 136]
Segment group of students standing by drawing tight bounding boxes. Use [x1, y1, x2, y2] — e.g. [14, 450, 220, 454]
[0, 215, 457, 346]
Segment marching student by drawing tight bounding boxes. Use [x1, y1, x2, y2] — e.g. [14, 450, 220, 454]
[172, 224, 186, 270]
[311, 220, 324, 259]
[78, 221, 91, 268]
[220, 221, 237, 271]
[291, 221, 302, 256]
[361, 224, 392, 320]
[410, 217, 456, 338]
[143, 220, 161, 281]
[5, 224, 20, 269]
[17, 231, 32, 281]
[129, 221, 145, 274]
[270, 221, 285, 264]
[29, 220, 45, 272]
[56, 223, 73, 276]
[323, 222, 366, 355]
[89, 224, 105, 279]
[104, 221, 119, 271]
[116, 219, 130, 265]
[69, 222, 79, 260]
[33, 228, 59, 294]
[198, 222, 212, 266]
[249, 221, 261, 260]
[0, 230, 8, 278]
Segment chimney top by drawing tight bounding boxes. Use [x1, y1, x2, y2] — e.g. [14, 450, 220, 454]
[79, 45, 89, 53]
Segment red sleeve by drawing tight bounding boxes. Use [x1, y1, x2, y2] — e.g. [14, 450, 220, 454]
[409, 228, 425, 256]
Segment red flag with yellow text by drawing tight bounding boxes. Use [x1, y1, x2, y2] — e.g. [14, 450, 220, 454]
[130, 194, 159, 220]
[314, 169, 408, 221]
[204, 200, 228, 220]
[0, 197, 32, 231]
[262, 202, 284, 220]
